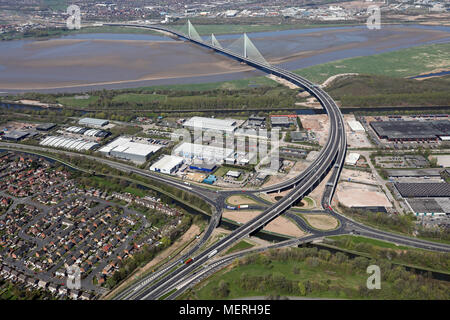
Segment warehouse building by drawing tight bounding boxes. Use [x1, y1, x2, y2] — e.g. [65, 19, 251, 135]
[2, 131, 29, 142]
[347, 120, 365, 132]
[226, 170, 241, 178]
[247, 115, 266, 128]
[40, 136, 99, 151]
[395, 182, 450, 198]
[36, 123, 56, 131]
[406, 198, 450, 216]
[189, 163, 217, 172]
[99, 137, 162, 164]
[291, 131, 308, 142]
[174, 142, 234, 164]
[183, 116, 237, 134]
[370, 120, 450, 142]
[150, 155, 184, 174]
[345, 153, 360, 165]
[66, 126, 110, 138]
[270, 116, 291, 128]
[78, 118, 109, 128]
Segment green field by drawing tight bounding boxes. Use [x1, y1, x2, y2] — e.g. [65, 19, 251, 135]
[326, 235, 450, 274]
[225, 241, 255, 254]
[295, 43, 450, 83]
[172, 22, 362, 36]
[112, 93, 167, 104]
[137, 76, 278, 92]
[185, 247, 449, 300]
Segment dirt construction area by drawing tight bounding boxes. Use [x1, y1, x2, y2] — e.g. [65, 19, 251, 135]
[299, 114, 330, 146]
[302, 214, 339, 230]
[223, 210, 307, 238]
[262, 160, 309, 188]
[335, 181, 392, 208]
[340, 168, 378, 185]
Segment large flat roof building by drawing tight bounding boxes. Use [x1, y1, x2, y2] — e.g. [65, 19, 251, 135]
[174, 142, 234, 164]
[40, 136, 99, 151]
[79, 118, 109, 128]
[395, 182, 450, 198]
[270, 116, 291, 128]
[370, 120, 450, 141]
[2, 131, 29, 141]
[99, 137, 162, 164]
[347, 120, 365, 132]
[182, 117, 237, 133]
[150, 155, 184, 174]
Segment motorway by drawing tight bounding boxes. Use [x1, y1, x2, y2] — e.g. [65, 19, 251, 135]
[97, 22, 351, 300]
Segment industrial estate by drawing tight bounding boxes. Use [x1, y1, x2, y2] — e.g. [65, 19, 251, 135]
[0, 0, 449, 307]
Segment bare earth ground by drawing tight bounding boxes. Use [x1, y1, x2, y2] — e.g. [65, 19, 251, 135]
[336, 181, 392, 208]
[262, 160, 308, 187]
[307, 170, 333, 209]
[266, 74, 299, 89]
[223, 210, 307, 238]
[340, 168, 378, 185]
[103, 223, 200, 299]
[302, 214, 339, 230]
[433, 155, 450, 167]
[299, 114, 330, 146]
[227, 195, 260, 206]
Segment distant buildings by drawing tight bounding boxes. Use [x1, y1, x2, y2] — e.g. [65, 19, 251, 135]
[78, 118, 109, 128]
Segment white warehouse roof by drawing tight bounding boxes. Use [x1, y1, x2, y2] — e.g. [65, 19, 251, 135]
[183, 116, 237, 133]
[99, 137, 162, 161]
[150, 155, 184, 174]
[347, 120, 365, 132]
[40, 136, 99, 151]
[174, 142, 234, 163]
[79, 117, 109, 127]
[345, 152, 360, 165]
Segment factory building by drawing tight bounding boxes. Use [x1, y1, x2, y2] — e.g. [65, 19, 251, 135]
[182, 116, 237, 134]
[150, 155, 184, 174]
[2, 131, 29, 142]
[270, 115, 296, 128]
[66, 126, 110, 138]
[40, 136, 99, 151]
[370, 120, 450, 142]
[36, 123, 56, 131]
[291, 131, 308, 142]
[174, 142, 234, 164]
[99, 137, 162, 164]
[78, 118, 109, 128]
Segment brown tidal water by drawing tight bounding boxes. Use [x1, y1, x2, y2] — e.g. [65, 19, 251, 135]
[0, 24, 449, 93]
